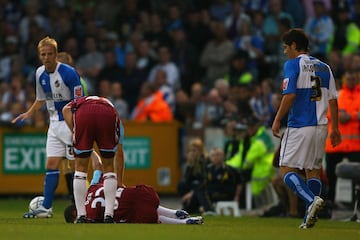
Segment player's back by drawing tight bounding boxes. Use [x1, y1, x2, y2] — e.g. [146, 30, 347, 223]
[114, 185, 160, 223]
[283, 54, 337, 128]
[85, 184, 159, 223]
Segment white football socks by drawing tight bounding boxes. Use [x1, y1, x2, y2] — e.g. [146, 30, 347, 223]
[73, 171, 87, 217]
[103, 172, 117, 217]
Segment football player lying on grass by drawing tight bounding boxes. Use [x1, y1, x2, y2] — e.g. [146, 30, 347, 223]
[64, 157, 203, 224]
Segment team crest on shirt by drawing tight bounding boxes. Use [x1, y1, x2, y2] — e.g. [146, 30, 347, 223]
[54, 80, 60, 88]
[282, 78, 289, 90]
[74, 85, 83, 97]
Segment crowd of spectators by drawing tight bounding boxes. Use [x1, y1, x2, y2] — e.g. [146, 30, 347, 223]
[1, 0, 358, 129]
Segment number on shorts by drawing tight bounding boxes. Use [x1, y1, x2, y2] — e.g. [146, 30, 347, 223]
[310, 75, 322, 101]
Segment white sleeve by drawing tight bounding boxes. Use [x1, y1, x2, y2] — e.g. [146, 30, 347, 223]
[35, 68, 46, 101]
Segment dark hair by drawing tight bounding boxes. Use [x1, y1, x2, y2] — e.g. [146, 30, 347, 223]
[64, 205, 77, 223]
[281, 28, 309, 52]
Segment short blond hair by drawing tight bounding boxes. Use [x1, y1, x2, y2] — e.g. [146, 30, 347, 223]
[57, 51, 74, 66]
[37, 36, 58, 52]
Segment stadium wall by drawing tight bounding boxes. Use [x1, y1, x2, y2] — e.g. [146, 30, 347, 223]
[0, 121, 182, 195]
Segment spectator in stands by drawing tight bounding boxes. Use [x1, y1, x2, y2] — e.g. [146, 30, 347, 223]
[144, 12, 172, 50]
[207, 147, 243, 204]
[177, 138, 214, 214]
[102, 31, 126, 68]
[183, 8, 212, 54]
[173, 89, 194, 126]
[208, 0, 232, 22]
[169, 26, 201, 95]
[283, 0, 305, 28]
[224, 0, 251, 40]
[327, 50, 344, 88]
[0, 35, 21, 83]
[165, 3, 184, 32]
[0, 73, 27, 124]
[18, 1, 50, 47]
[214, 78, 230, 102]
[233, 20, 264, 79]
[200, 19, 235, 89]
[76, 35, 105, 93]
[249, 79, 275, 128]
[148, 45, 181, 92]
[97, 50, 123, 84]
[227, 82, 253, 120]
[153, 69, 176, 113]
[124, 30, 143, 54]
[62, 36, 81, 63]
[119, 52, 147, 113]
[200, 88, 225, 128]
[262, 0, 294, 58]
[136, 39, 157, 76]
[188, 82, 206, 129]
[130, 81, 173, 122]
[109, 81, 129, 120]
[304, 0, 334, 62]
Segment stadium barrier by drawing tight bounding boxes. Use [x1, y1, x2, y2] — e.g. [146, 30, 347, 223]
[0, 121, 182, 195]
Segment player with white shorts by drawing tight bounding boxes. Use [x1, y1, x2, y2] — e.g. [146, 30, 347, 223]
[12, 36, 83, 218]
[280, 125, 327, 170]
[272, 29, 341, 229]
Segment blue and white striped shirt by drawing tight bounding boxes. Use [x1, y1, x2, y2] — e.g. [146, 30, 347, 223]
[36, 62, 83, 121]
[282, 54, 337, 128]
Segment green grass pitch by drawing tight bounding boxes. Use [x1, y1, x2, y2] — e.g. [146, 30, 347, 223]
[0, 198, 359, 240]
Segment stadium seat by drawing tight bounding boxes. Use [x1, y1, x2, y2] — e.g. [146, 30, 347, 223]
[215, 201, 241, 217]
[335, 161, 360, 222]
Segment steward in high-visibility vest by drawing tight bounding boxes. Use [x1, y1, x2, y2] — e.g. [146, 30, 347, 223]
[325, 71, 360, 204]
[130, 82, 173, 122]
[325, 72, 360, 153]
[226, 117, 274, 196]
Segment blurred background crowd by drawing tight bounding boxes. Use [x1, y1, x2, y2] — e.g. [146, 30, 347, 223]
[1, 0, 360, 216]
[2, 0, 360, 129]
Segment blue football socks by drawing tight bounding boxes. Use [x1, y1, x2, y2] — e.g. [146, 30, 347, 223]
[283, 172, 314, 206]
[42, 170, 60, 209]
[307, 177, 322, 196]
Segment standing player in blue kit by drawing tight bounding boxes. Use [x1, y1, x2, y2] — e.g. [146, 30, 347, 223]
[12, 36, 83, 218]
[271, 29, 341, 229]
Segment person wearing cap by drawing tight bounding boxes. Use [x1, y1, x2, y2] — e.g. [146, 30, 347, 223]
[304, 0, 334, 62]
[226, 116, 275, 197]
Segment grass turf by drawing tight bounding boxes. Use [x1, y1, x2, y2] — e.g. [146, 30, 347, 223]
[0, 198, 359, 240]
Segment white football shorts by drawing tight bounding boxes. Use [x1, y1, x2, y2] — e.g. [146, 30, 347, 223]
[279, 125, 327, 170]
[46, 120, 74, 160]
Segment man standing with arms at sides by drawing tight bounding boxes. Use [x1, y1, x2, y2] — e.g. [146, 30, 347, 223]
[62, 96, 125, 223]
[271, 28, 341, 229]
[12, 36, 84, 218]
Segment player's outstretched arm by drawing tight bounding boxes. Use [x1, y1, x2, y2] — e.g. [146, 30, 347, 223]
[11, 100, 44, 124]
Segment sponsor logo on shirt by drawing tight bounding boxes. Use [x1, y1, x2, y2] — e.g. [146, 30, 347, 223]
[74, 85, 82, 98]
[283, 78, 289, 91]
